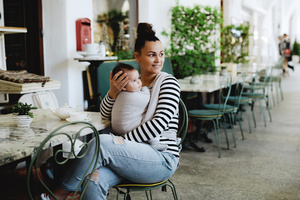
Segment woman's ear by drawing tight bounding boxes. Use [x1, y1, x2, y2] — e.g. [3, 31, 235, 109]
[134, 52, 140, 63]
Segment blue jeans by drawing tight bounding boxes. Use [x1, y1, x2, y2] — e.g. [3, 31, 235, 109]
[60, 134, 179, 200]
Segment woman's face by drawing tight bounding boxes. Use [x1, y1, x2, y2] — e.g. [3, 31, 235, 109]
[135, 41, 164, 77]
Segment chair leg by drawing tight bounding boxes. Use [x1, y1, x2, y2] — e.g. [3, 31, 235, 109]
[259, 100, 267, 127]
[222, 115, 230, 150]
[228, 112, 236, 148]
[251, 101, 257, 128]
[236, 111, 244, 140]
[168, 180, 179, 200]
[124, 192, 129, 200]
[266, 98, 272, 122]
[271, 84, 276, 107]
[245, 103, 252, 133]
[279, 80, 284, 101]
[212, 119, 221, 158]
[275, 82, 280, 103]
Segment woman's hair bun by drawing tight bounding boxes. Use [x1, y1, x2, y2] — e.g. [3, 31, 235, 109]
[134, 22, 160, 52]
[137, 23, 156, 38]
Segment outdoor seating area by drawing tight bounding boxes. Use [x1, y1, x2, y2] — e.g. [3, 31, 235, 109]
[0, 64, 299, 199]
[1, 0, 300, 200]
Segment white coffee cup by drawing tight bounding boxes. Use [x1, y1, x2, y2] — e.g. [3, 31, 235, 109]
[84, 43, 99, 54]
[69, 112, 91, 121]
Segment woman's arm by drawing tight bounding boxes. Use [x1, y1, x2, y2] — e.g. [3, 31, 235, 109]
[124, 76, 180, 142]
[100, 94, 115, 120]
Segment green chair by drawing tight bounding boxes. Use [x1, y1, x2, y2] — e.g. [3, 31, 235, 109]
[27, 122, 101, 200]
[204, 74, 237, 148]
[188, 75, 233, 157]
[113, 98, 188, 200]
[226, 73, 251, 139]
[243, 67, 273, 127]
[259, 62, 284, 105]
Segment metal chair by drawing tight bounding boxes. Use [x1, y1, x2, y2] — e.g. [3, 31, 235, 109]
[225, 73, 250, 139]
[188, 75, 233, 157]
[259, 62, 284, 105]
[243, 67, 273, 127]
[27, 121, 101, 200]
[113, 98, 188, 200]
[203, 74, 237, 148]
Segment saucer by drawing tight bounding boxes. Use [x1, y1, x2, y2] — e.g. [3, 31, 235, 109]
[66, 117, 92, 122]
[80, 53, 105, 58]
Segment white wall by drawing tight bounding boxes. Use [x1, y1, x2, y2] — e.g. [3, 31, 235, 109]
[42, 0, 93, 108]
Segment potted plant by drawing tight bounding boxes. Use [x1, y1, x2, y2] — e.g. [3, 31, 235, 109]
[12, 102, 38, 127]
[292, 40, 300, 63]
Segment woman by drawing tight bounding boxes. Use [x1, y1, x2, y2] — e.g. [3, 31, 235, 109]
[279, 33, 294, 74]
[41, 22, 181, 200]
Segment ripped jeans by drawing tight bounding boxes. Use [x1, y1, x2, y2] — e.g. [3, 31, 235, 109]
[60, 133, 179, 200]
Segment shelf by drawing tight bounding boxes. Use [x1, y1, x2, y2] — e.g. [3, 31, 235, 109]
[0, 26, 27, 35]
[0, 79, 61, 94]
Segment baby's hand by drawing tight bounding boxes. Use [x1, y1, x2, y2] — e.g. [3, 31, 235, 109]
[108, 71, 128, 99]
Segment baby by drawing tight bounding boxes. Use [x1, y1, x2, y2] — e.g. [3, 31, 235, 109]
[111, 62, 167, 151]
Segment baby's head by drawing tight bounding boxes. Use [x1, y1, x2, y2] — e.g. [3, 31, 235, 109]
[112, 62, 142, 92]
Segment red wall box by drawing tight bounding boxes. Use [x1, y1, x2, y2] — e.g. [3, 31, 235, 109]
[76, 18, 91, 51]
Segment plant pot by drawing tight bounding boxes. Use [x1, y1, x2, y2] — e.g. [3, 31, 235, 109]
[13, 115, 33, 127]
[292, 55, 299, 63]
[190, 75, 200, 84]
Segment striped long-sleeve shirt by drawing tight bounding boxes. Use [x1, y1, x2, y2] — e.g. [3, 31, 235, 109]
[100, 74, 181, 157]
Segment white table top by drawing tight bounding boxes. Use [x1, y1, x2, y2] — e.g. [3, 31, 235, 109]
[0, 109, 109, 166]
[178, 64, 268, 93]
[178, 74, 242, 93]
[74, 56, 118, 62]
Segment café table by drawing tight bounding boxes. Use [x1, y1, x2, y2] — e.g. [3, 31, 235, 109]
[0, 109, 109, 168]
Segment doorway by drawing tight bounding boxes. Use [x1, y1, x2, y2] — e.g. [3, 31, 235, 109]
[3, 0, 44, 75]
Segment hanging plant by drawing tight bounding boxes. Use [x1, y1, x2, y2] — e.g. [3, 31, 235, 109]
[221, 24, 250, 64]
[163, 3, 222, 78]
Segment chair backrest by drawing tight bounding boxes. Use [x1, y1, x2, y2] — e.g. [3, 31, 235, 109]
[245, 65, 274, 98]
[177, 98, 188, 146]
[97, 57, 173, 100]
[27, 122, 101, 200]
[220, 74, 232, 110]
[216, 74, 232, 114]
[233, 72, 247, 107]
[19, 91, 59, 110]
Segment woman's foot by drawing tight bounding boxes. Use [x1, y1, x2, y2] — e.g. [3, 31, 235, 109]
[288, 64, 294, 71]
[40, 187, 70, 200]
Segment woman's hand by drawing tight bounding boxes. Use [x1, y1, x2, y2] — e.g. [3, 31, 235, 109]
[108, 71, 129, 99]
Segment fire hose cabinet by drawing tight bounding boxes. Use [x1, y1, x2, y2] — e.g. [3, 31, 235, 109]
[76, 18, 91, 51]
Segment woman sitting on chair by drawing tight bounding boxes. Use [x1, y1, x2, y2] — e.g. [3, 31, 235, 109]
[40, 22, 181, 200]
